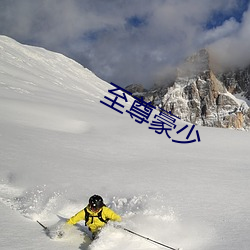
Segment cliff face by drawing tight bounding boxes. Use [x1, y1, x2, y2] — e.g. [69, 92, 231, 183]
[218, 66, 250, 100]
[126, 49, 250, 130]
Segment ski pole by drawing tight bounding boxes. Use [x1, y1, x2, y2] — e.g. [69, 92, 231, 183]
[122, 227, 180, 250]
[37, 220, 48, 231]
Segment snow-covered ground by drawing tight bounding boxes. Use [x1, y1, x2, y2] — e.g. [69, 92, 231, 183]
[0, 36, 249, 250]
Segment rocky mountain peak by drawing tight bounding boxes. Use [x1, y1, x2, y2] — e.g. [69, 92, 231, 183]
[177, 49, 210, 78]
[217, 66, 250, 100]
[126, 49, 250, 130]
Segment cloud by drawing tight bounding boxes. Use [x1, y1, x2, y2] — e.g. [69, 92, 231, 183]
[0, 0, 249, 87]
[200, 18, 240, 45]
[209, 4, 250, 69]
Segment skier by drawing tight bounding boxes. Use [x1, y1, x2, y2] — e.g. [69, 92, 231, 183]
[66, 194, 122, 239]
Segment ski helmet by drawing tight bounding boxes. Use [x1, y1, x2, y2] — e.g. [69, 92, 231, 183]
[89, 195, 104, 210]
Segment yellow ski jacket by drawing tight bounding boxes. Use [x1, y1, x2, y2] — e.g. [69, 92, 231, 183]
[67, 206, 121, 233]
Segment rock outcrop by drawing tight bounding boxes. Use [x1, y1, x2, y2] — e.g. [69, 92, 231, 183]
[126, 49, 250, 130]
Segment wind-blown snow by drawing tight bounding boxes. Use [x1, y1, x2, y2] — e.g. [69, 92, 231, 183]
[0, 36, 250, 250]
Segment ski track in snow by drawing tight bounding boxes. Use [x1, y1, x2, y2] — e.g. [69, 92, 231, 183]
[0, 179, 212, 250]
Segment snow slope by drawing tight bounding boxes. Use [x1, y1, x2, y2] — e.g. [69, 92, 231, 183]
[0, 36, 250, 250]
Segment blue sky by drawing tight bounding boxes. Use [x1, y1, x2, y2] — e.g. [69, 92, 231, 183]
[0, 0, 249, 87]
[206, 0, 249, 29]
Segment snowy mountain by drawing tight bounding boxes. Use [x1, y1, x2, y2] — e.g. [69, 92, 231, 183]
[217, 66, 250, 101]
[0, 36, 250, 250]
[127, 49, 250, 130]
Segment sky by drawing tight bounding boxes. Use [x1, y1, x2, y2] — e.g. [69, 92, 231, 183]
[0, 0, 249, 88]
